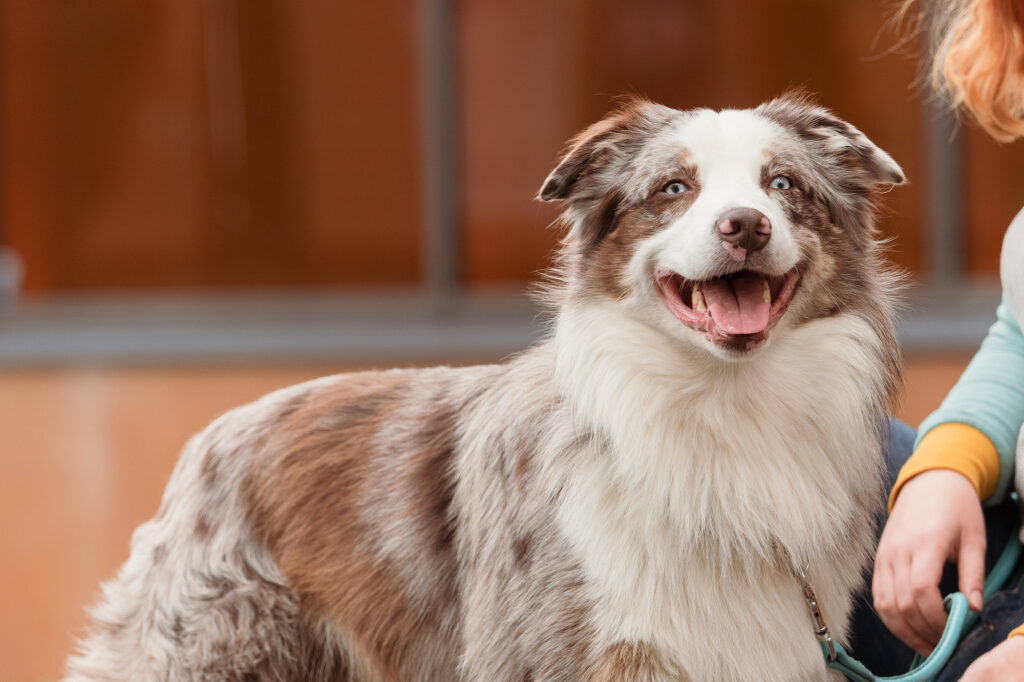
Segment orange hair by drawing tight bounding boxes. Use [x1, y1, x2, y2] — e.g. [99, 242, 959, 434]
[903, 0, 1024, 141]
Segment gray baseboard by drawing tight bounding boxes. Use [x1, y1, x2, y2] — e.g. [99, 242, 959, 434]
[0, 289, 546, 366]
[0, 282, 1002, 367]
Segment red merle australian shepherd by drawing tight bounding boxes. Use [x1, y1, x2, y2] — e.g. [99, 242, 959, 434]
[67, 94, 905, 681]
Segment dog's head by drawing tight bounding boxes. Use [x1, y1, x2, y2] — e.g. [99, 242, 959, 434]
[540, 93, 905, 357]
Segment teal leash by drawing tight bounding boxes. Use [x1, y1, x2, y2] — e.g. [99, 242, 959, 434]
[824, 592, 972, 682]
[820, 512, 1022, 682]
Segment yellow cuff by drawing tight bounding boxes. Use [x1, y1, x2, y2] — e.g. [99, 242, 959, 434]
[1011, 624, 1024, 639]
[888, 423, 1000, 511]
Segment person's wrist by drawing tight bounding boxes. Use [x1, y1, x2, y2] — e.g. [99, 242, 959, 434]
[895, 468, 977, 506]
[889, 424, 998, 511]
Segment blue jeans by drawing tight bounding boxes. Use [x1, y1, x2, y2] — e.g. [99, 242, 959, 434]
[847, 419, 1022, 679]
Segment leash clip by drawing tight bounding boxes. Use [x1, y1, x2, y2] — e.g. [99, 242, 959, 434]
[795, 565, 837, 661]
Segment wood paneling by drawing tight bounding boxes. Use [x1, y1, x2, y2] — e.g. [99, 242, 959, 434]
[962, 127, 1024, 275]
[277, 0, 423, 287]
[1, 0, 422, 291]
[3, 1, 1017, 292]
[1, 0, 57, 291]
[456, 0, 584, 285]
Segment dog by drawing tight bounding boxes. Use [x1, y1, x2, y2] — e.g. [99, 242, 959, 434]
[66, 93, 904, 681]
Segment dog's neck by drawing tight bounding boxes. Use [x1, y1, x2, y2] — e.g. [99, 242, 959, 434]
[550, 300, 889, 564]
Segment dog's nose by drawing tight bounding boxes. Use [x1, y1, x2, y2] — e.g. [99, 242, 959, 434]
[717, 207, 771, 254]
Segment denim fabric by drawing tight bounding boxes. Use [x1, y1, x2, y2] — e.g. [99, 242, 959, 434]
[846, 419, 1022, 678]
[934, 503, 1023, 682]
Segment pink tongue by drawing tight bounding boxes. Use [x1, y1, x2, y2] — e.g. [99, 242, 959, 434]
[701, 275, 770, 334]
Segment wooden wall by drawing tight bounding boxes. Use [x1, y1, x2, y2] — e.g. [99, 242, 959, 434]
[2, 0, 423, 291]
[10, 0, 1024, 297]
[3, 1, 1017, 295]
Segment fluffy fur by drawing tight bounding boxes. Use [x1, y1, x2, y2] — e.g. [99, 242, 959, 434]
[66, 94, 905, 681]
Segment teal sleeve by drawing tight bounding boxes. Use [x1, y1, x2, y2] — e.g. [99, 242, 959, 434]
[916, 296, 1024, 505]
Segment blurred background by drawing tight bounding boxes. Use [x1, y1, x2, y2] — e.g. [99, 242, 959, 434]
[1, 0, 1020, 678]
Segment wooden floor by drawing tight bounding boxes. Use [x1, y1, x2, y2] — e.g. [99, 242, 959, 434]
[1, 355, 974, 680]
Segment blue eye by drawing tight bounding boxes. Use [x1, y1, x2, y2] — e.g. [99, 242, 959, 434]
[769, 176, 793, 190]
[663, 181, 687, 195]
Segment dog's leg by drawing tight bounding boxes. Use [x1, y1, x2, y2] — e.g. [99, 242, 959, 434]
[62, 518, 354, 682]
[592, 642, 687, 682]
[63, 387, 357, 681]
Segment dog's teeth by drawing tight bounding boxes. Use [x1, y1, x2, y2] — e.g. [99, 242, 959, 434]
[692, 285, 707, 313]
[761, 279, 771, 304]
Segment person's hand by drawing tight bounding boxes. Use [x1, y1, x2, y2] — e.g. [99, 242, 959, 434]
[872, 469, 986, 656]
[960, 635, 1024, 681]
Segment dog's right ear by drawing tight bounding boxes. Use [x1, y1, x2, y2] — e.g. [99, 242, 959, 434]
[537, 98, 661, 202]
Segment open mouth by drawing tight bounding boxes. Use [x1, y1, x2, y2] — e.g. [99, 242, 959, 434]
[654, 267, 801, 350]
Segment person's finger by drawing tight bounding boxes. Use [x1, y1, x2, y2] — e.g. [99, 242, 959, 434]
[908, 546, 949, 640]
[957, 523, 987, 611]
[874, 556, 935, 655]
[871, 559, 894, 623]
[892, 553, 941, 653]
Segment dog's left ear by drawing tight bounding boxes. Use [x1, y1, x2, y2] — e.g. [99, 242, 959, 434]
[819, 118, 906, 188]
[759, 94, 906, 188]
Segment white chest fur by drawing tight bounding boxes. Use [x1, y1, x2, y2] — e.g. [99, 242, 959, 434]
[552, 304, 887, 681]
